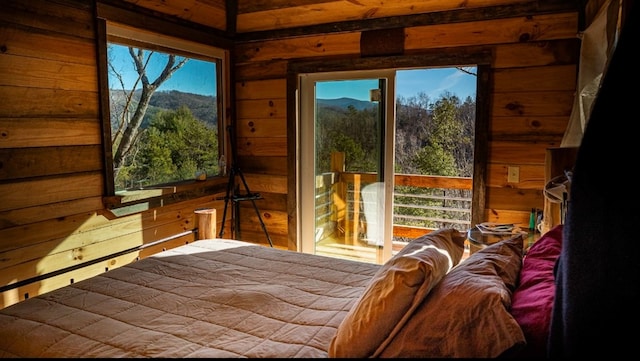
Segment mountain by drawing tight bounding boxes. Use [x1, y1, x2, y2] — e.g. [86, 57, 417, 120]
[109, 89, 218, 130]
[109, 90, 373, 133]
[149, 90, 217, 126]
[317, 97, 376, 111]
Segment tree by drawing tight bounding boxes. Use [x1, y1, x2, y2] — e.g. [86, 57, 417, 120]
[109, 47, 188, 180]
[127, 106, 218, 187]
[395, 93, 431, 174]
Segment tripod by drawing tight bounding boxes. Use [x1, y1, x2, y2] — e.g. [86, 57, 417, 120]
[218, 125, 273, 247]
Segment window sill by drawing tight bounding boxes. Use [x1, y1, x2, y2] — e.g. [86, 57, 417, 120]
[103, 177, 228, 217]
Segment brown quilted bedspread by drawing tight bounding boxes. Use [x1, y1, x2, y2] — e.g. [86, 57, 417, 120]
[0, 239, 379, 358]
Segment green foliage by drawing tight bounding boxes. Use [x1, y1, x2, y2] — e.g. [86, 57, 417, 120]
[117, 106, 218, 189]
[316, 91, 474, 178]
[145, 90, 218, 128]
[315, 90, 476, 232]
[315, 104, 379, 173]
[412, 143, 458, 176]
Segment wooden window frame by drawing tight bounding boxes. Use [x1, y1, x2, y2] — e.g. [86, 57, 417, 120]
[95, 3, 232, 215]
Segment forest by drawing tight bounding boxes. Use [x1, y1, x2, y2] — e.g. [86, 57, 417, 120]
[315, 92, 476, 234]
[316, 92, 476, 178]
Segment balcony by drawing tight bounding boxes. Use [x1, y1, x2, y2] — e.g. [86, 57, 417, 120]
[313, 169, 473, 264]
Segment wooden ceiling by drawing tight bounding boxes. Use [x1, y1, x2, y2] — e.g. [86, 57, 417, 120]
[117, 0, 582, 40]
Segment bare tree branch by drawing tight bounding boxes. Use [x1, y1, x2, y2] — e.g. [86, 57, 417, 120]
[112, 48, 189, 170]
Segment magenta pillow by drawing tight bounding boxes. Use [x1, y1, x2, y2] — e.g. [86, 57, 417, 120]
[510, 225, 563, 358]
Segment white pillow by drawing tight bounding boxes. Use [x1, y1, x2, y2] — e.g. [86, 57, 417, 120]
[328, 228, 466, 358]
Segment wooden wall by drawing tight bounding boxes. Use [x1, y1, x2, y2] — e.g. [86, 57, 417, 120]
[0, 0, 227, 309]
[0, 0, 582, 309]
[233, 2, 580, 248]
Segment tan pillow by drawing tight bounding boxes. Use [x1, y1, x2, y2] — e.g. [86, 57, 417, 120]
[377, 235, 526, 358]
[328, 228, 466, 358]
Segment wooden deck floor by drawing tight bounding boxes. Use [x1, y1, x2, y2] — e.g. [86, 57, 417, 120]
[315, 235, 472, 265]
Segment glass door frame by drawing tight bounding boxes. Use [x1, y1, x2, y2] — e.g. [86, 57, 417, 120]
[287, 53, 491, 259]
[298, 70, 396, 262]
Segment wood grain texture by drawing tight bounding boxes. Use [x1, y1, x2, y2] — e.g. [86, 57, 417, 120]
[1, 0, 94, 39]
[405, 12, 578, 50]
[488, 140, 559, 165]
[0, 118, 101, 148]
[234, 33, 361, 63]
[0, 197, 104, 230]
[0, 172, 103, 212]
[0, 25, 96, 65]
[486, 186, 544, 211]
[0, 86, 99, 118]
[121, 0, 227, 31]
[236, 78, 287, 99]
[490, 116, 569, 140]
[0, 145, 103, 180]
[487, 163, 545, 190]
[493, 39, 580, 68]
[493, 65, 577, 92]
[491, 91, 574, 117]
[236, 117, 287, 138]
[237, 0, 532, 32]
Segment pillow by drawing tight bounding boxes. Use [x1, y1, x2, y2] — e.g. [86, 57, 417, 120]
[328, 228, 466, 358]
[510, 224, 563, 358]
[377, 235, 526, 358]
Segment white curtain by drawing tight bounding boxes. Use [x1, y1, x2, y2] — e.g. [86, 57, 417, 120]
[561, 0, 622, 147]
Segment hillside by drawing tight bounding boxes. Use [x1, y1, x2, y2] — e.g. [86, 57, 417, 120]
[317, 97, 375, 111]
[109, 89, 218, 129]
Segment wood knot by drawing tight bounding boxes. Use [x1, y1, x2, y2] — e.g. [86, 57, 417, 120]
[519, 33, 531, 42]
[506, 102, 525, 115]
[72, 247, 84, 261]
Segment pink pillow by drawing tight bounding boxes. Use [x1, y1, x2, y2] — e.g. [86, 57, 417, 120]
[510, 225, 563, 358]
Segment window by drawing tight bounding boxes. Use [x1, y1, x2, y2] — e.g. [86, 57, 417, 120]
[99, 22, 229, 211]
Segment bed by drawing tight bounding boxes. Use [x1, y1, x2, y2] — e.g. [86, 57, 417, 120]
[0, 227, 563, 358]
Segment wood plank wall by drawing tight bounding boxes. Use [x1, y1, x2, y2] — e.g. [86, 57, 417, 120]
[0, 0, 228, 309]
[0, 0, 583, 309]
[233, 1, 580, 248]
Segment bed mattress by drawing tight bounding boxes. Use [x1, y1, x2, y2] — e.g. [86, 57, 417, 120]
[0, 239, 380, 358]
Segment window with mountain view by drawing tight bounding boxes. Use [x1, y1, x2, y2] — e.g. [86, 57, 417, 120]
[299, 66, 483, 264]
[104, 23, 226, 200]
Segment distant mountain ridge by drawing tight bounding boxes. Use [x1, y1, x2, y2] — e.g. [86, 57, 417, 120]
[110, 90, 373, 131]
[109, 89, 218, 129]
[317, 97, 376, 110]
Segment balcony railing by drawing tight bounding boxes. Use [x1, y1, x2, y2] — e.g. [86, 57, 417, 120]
[315, 169, 473, 247]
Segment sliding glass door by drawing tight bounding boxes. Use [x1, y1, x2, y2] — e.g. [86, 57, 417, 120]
[298, 65, 480, 265]
[299, 70, 396, 264]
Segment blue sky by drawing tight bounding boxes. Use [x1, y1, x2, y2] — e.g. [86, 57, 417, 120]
[109, 44, 476, 101]
[316, 68, 477, 102]
[108, 45, 217, 96]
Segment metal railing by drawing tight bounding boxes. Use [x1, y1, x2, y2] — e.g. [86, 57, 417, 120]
[315, 170, 473, 245]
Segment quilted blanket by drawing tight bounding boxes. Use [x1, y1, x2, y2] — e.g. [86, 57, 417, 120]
[0, 239, 379, 358]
